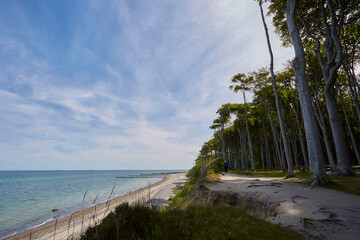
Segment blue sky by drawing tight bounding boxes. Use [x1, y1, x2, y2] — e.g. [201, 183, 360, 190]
[0, 0, 293, 170]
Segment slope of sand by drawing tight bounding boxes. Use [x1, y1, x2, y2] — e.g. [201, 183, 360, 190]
[200, 173, 360, 240]
[6, 173, 187, 240]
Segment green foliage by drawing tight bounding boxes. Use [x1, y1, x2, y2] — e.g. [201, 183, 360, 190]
[169, 181, 196, 209]
[187, 163, 201, 185]
[211, 157, 225, 174]
[81, 203, 159, 240]
[170, 157, 224, 208]
[81, 204, 301, 240]
[229, 73, 253, 92]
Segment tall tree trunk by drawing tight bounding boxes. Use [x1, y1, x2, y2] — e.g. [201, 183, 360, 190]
[259, 0, 295, 177]
[243, 91, 255, 170]
[290, 92, 309, 169]
[286, 0, 328, 186]
[261, 139, 265, 170]
[339, 91, 360, 165]
[325, 89, 354, 174]
[262, 121, 271, 170]
[237, 118, 244, 169]
[266, 96, 283, 170]
[291, 128, 299, 169]
[221, 116, 227, 163]
[279, 137, 286, 170]
[298, 0, 355, 176]
[312, 92, 336, 169]
[242, 128, 248, 170]
[211, 129, 216, 161]
[299, 116, 309, 170]
[343, 62, 360, 122]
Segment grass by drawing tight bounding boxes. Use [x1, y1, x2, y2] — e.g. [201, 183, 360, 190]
[205, 169, 221, 182]
[320, 175, 360, 196]
[169, 157, 224, 209]
[231, 170, 360, 196]
[81, 203, 301, 240]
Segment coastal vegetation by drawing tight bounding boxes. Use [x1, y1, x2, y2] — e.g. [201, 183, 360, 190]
[81, 203, 300, 240]
[81, 158, 301, 239]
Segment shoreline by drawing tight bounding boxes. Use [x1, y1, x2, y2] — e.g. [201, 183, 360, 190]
[5, 172, 187, 240]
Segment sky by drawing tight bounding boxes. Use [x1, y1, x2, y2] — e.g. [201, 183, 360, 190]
[0, 0, 293, 170]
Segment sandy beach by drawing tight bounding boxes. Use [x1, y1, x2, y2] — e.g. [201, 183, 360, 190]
[5, 173, 187, 240]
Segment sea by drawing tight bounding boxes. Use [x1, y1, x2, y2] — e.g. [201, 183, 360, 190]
[0, 170, 186, 239]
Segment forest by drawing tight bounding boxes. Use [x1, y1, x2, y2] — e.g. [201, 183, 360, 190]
[195, 0, 360, 186]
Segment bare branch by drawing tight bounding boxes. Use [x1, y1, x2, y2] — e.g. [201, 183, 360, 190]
[296, 9, 325, 69]
[326, 0, 343, 91]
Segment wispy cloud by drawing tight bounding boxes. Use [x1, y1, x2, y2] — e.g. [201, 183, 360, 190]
[0, 0, 293, 170]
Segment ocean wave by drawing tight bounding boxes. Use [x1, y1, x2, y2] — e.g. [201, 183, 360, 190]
[28, 217, 55, 230]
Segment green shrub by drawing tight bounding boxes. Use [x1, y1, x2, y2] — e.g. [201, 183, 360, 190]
[81, 204, 301, 240]
[212, 157, 224, 173]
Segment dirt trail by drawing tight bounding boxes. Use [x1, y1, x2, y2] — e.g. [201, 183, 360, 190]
[197, 173, 360, 240]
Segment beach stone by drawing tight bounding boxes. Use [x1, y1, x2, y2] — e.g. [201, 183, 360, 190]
[52, 209, 59, 212]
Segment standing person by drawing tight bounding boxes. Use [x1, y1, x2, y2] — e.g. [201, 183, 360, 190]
[223, 161, 229, 173]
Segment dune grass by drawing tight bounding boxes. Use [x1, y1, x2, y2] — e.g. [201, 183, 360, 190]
[169, 157, 224, 209]
[81, 159, 302, 239]
[81, 203, 301, 240]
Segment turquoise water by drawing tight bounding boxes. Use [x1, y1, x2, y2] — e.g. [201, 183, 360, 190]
[0, 170, 185, 239]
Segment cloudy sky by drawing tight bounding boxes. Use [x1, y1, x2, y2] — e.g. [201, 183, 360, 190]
[0, 0, 293, 170]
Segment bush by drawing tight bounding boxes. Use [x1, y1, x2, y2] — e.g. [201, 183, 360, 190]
[81, 203, 159, 240]
[212, 157, 224, 173]
[81, 204, 301, 240]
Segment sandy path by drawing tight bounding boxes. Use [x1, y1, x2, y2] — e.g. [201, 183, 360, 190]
[6, 173, 187, 240]
[202, 173, 360, 240]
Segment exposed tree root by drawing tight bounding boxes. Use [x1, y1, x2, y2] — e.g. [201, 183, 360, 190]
[310, 175, 330, 189]
[284, 172, 297, 179]
[310, 178, 319, 189]
[303, 217, 345, 226]
[247, 182, 283, 188]
[328, 169, 358, 176]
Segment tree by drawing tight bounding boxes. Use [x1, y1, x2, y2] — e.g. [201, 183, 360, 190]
[270, 0, 329, 185]
[259, 0, 295, 178]
[215, 105, 231, 164]
[230, 74, 255, 170]
[294, 0, 355, 175]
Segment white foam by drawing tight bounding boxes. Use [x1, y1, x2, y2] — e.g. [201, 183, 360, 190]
[28, 217, 54, 230]
[3, 231, 17, 238]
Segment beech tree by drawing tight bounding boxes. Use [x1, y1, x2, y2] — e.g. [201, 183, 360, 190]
[230, 74, 255, 170]
[270, 0, 359, 176]
[269, 0, 329, 185]
[259, 0, 295, 178]
[192, 0, 359, 185]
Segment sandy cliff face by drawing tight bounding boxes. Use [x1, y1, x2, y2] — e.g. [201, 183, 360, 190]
[192, 174, 360, 240]
[194, 185, 279, 219]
